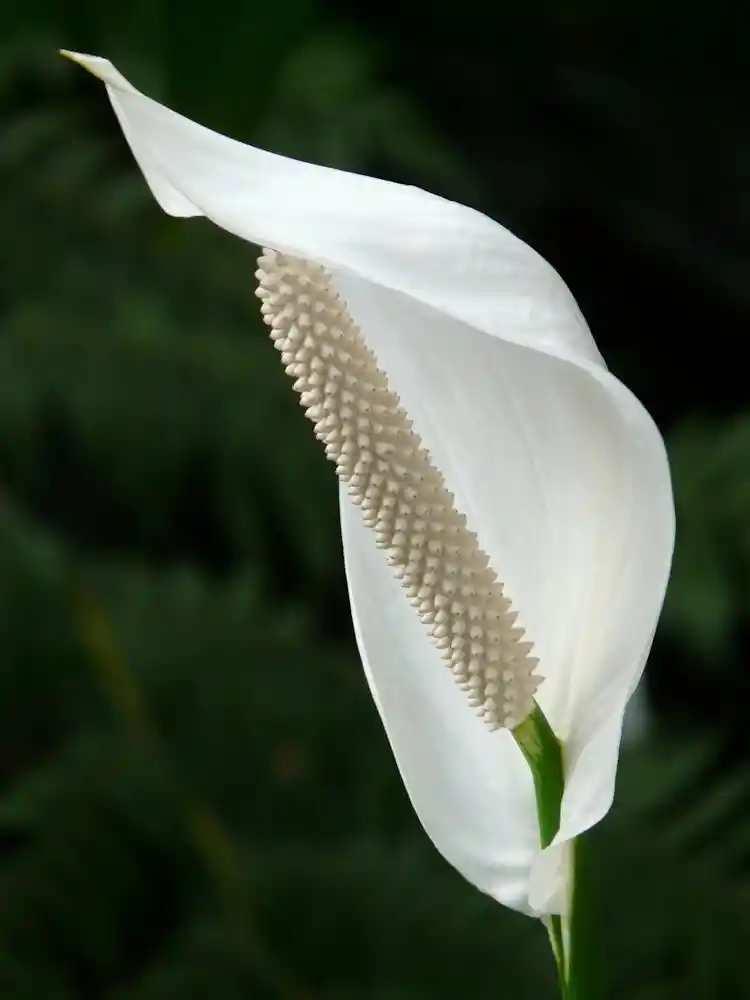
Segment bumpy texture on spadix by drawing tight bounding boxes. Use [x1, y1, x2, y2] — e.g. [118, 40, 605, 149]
[256, 250, 541, 730]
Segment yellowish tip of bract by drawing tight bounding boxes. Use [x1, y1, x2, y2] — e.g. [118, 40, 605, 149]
[59, 50, 110, 83]
[59, 49, 86, 66]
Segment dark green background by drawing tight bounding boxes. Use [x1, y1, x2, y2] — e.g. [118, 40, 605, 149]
[1, 2, 749, 997]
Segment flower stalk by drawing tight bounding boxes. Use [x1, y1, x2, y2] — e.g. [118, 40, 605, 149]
[513, 704, 569, 995]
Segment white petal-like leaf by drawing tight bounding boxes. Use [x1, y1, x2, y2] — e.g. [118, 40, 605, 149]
[61, 51, 675, 915]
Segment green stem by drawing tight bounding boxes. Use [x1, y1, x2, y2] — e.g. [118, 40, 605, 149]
[513, 702, 568, 998]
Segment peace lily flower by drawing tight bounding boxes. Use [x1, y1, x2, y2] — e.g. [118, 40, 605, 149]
[62, 52, 675, 924]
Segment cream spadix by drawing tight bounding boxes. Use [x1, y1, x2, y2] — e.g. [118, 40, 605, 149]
[60, 50, 676, 917]
[256, 250, 541, 730]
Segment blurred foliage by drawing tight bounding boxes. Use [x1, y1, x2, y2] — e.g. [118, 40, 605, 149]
[0, 0, 749, 998]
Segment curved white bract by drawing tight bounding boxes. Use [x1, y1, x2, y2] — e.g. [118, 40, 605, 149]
[61, 51, 676, 916]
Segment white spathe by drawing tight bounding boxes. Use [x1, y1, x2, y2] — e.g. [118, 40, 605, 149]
[62, 51, 675, 916]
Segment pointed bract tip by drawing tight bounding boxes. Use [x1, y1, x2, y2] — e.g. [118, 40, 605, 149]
[59, 49, 94, 68]
[59, 50, 103, 76]
[58, 51, 136, 94]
